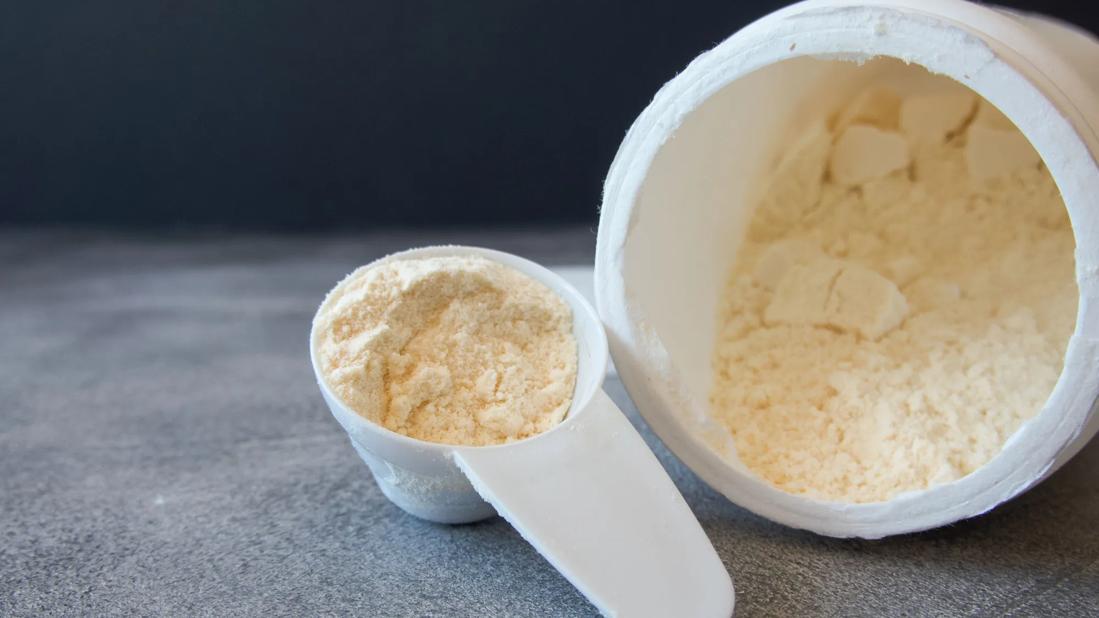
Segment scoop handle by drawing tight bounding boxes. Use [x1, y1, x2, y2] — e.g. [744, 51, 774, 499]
[453, 389, 734, 617]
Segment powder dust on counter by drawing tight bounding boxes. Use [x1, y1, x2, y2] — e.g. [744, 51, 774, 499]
[315, 255, 577, 446]
[711, 82, 1076, 503]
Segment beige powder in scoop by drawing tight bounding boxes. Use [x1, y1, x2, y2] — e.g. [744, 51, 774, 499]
[315, 255, 577, 446]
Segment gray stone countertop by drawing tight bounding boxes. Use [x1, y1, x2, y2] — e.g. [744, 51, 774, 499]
[2, 227, 1096, 616]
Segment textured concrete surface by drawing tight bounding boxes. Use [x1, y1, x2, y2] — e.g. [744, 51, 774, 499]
[2, 228, 1097, 617]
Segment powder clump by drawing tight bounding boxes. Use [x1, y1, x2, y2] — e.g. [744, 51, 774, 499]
[710, 83, 1076, 503]
[315, 255, 577, 446]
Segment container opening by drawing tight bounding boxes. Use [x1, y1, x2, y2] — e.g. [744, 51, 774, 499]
[623, 56, 1078, 503]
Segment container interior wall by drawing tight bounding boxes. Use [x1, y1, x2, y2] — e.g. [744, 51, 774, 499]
[622, 57, 962, 416]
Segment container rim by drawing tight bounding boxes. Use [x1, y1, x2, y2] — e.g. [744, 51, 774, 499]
[595, 0, 1099, 537]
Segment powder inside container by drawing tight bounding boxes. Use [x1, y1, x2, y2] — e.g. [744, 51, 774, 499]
[709, 82, 1076, 503]
[315, 255, 578, 446]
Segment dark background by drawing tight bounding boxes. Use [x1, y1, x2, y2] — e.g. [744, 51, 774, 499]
[1, 1, 1094, 231]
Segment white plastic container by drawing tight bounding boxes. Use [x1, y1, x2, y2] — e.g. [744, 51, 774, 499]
[595, 0, 1099, 538]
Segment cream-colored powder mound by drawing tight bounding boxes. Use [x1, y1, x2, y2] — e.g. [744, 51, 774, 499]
[315, 255, 578, 446]
[711, 86, 1076, 503]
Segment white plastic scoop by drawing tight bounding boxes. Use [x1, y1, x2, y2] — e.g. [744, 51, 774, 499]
[310, 245, 734, 617]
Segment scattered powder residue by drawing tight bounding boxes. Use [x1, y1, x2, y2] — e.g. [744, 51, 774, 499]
[315, 255, 577, 446]
[710, 84, 1077, 503]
